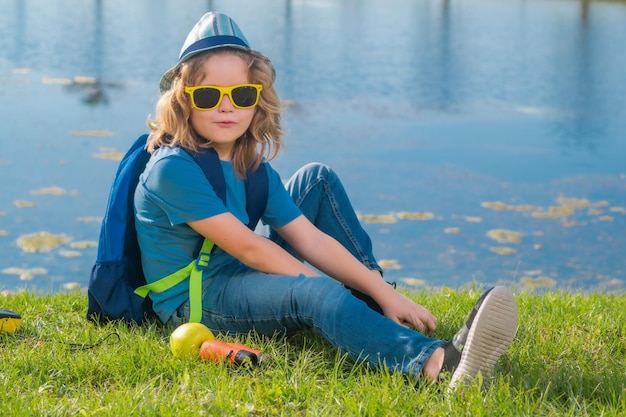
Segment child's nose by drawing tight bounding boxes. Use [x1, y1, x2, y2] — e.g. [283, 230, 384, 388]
[218, 93, 235, 111]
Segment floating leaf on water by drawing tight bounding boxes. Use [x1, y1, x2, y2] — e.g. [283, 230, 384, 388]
[358, 213, 397, 223]
[489, 247, 516, 255]
[93, 147, 124, 160]
[0, 230, 8, 236]
[77, 216, 102, 223]
[16, 232, 71, 252]
[532, 211, 555, 219]
[587, 208, 603, 216]
[2, 267, 48, 281]
[30, 186, 67, 196]
[444, 227, 461, 234]
[487, 229, 523, 244]
[551, 206, 575, 216]
[594, 200, 610, 208]
[70, 240, 97, 249]
[524, 269, 543, 276]
[42, 76, 72, 85]
[70, 130, 114, 137]
[481, 201, 508, 210]
[13, 68, 32, 74]
[401, 278, 425, 287]
[62, 282, 81, 290]
[73, 76, 97, 84]
[556, 196, 590, 209]
[596, 216, 614, 222]
[507, 205, 536, 212]
[59, 250, 82, 258]
[14, 200, 37, 208]
[464, 216, 483, 223]
[481, 201, 536, 212]
[562, 218, 586, 227]
[379, 259, 402, 269]
[397, 212, 434, 220]
[533, 244, 543, 250]
[609, 206, 626, 214]
[521, 276, 556, 289]
[532, 205, 574, 219]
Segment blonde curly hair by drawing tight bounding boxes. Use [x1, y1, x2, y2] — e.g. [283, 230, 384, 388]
[147, 48, 284, 177]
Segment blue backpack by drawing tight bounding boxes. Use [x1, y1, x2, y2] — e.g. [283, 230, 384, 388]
[87, 133, 268, 325]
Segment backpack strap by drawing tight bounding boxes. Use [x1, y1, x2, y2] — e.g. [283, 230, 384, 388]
[188, 147, 227, 204]
[135, 239, 214, 323]
[244, 162, 268, 230]
[188, 147, 268, 230]
[185, 147, 225, 260]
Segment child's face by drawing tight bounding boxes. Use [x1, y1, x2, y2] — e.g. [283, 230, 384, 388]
[188, 52, 256, 160]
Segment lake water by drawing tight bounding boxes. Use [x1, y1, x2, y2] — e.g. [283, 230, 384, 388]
[1, 0, 625, 294]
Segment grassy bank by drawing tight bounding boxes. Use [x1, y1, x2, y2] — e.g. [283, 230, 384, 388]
[1, 288, 624, 416]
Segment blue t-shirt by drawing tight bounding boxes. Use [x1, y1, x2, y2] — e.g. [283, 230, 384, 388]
[134, 146, 301, 322]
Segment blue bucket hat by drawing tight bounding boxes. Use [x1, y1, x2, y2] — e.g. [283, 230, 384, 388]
[159, 12, 273, 93]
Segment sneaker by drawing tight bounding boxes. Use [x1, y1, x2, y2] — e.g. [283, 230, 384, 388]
[440, 286, 518, 388]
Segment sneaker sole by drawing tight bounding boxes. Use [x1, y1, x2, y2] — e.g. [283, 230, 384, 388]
[449, 286, 518, 388]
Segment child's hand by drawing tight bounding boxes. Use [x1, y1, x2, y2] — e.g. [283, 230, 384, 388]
[380, 289, 437, 334]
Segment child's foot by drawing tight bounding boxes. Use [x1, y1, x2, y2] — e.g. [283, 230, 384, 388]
[440, 286, 518, 388]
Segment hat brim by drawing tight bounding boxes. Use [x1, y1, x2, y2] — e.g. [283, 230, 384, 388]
[159, 67, 181, 94]
[159, 46, 274, 94]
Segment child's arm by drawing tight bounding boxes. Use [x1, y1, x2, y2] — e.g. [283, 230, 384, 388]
[274, 216, 438, 333]
[188, 212, 318, 278]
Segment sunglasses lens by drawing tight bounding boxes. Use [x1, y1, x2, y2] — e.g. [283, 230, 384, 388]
[193, 87, 221, 109]
[231, 86, 259, 108]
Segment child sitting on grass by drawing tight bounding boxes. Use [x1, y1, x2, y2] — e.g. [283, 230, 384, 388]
[134, 11, 518, 387]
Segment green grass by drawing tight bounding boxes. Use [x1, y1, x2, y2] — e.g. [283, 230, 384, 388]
[1, 288, 624, 416]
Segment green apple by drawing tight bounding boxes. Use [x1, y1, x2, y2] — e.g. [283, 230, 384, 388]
[170, 322, 215, 359]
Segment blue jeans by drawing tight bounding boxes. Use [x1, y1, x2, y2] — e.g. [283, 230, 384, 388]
[169, 163, 442, 378]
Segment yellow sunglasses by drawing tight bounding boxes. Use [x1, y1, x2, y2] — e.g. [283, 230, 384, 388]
[184, 84, 263, 111]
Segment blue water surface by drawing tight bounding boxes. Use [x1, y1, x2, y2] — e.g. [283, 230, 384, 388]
[1, 0, 625, 293]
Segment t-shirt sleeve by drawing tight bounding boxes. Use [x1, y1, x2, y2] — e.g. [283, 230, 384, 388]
[261, 163, 302, 228]
[141, 152, 228, 226]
